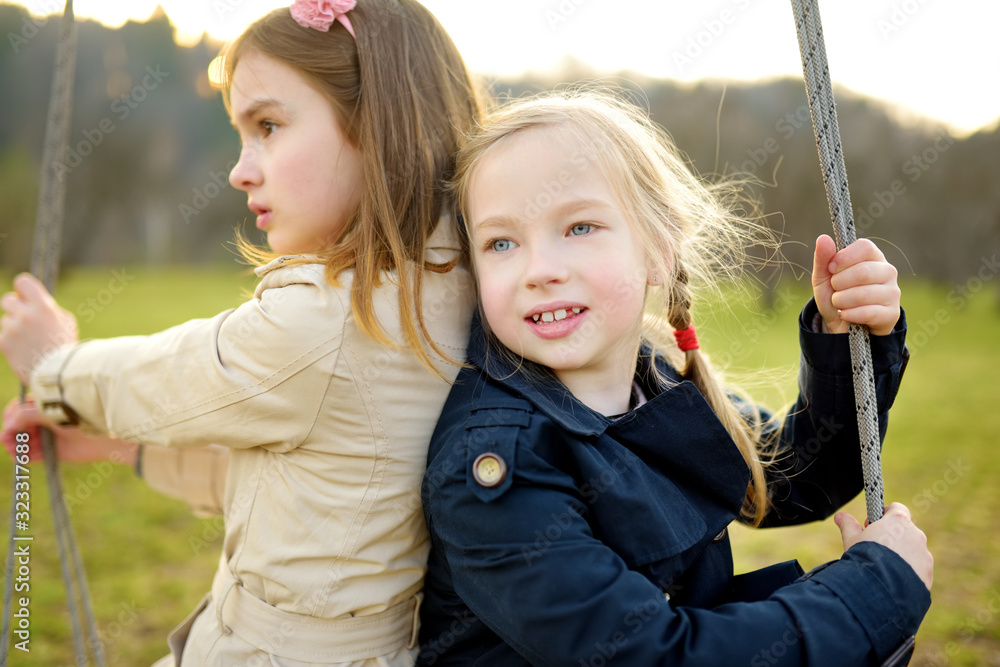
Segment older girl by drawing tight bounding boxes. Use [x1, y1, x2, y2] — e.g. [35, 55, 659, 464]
[0, 1, 483, 664]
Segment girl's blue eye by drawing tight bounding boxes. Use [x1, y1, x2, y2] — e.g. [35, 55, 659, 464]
[570, 223, 593, 236]
[490, 239, 514, 252]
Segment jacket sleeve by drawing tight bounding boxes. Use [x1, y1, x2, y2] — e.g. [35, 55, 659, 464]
[757, 299, 909, 526]
[29, 264, 346, 452]
[423, 434, 929, 666]
[140, 444, 229, 517]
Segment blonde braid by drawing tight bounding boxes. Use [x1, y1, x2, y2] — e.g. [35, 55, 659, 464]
[666, 265, 693, 331]
[667, 260, 770, 525]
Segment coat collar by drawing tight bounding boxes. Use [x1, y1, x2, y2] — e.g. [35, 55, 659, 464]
[467, 314, 752, 577]
[467, 314, 684, 437]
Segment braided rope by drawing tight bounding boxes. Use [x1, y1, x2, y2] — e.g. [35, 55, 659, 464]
[44, 430, 106, 666]
[791, 0, 885, 524]
[3, 1, 106, 664]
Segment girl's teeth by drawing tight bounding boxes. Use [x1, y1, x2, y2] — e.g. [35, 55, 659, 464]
[532, 308, 583, 323]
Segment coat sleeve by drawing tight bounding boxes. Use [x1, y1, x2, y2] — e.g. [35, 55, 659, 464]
[29, 263, 346, 452]
[756, 299, 909, 526]
[140, 443, 229, 517]
[422, 432, 929, 666]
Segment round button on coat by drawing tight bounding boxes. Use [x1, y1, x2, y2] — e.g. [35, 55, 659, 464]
[472, 453, 507, 488]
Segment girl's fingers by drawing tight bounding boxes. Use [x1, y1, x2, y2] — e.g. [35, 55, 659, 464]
[835, 511, 864, 550]
[829, 261, 899, 292]
[811, 236, 841, 330]
[0, 291, 23, 315]
[884, 502, 912, 520]
[828, 284, 899, 311]
[828, 238, 887, 273]
[814, 237, 902, 336]
[834, 305, 901, 336]
[811, 234, 838, 289]
[12, 273, 52, 304]
[2, 399, 45, 436]
[823, 250, 900, 336]
[0, 420, 43, 464]
[3, 396, 23, 423]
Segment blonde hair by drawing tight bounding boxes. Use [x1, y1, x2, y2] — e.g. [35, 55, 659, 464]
[451, 90, 780, 525]
[220, 0, 485, 375]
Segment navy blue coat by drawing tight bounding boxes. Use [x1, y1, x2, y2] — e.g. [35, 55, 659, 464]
[418, 301, 929, 666]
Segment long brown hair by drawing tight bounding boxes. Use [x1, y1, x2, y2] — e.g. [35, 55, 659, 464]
[221, 0, 485, 374]
[451, 91, 782, 526]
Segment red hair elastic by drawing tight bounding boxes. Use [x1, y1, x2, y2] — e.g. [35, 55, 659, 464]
[673, 325, 699, 352]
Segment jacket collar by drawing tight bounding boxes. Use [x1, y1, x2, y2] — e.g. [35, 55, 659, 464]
[467, 314, 683, 437]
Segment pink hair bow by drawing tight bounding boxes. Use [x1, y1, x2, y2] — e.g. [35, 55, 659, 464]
[290, 0, 357, 38]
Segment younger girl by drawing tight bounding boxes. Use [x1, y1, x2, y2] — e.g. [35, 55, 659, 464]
[417, 92, 931, 665]
[0, 0, 483, 664]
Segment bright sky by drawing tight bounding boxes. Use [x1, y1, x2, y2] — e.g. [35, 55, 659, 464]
[15, 0, 1000, 136]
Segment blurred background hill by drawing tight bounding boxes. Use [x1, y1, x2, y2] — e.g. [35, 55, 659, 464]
[1, 2, 998, 292]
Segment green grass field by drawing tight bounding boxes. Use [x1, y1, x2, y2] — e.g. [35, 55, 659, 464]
[0, 266, 997, 665]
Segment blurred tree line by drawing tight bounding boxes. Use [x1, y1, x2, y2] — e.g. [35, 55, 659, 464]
[0, 3, 245, 268]
[1, 3, 997, 291]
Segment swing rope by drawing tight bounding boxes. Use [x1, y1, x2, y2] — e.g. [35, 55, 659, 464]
[790, 0, 885, 525]
[2, 1, 107, 664]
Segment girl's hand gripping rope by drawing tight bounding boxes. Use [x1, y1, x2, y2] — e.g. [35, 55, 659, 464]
[836, 502, 934, 592]
[812, 234, 902, 336]
[0, 272, 79, 384]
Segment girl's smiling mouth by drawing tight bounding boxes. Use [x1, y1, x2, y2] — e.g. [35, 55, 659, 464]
[525, 305, 588, 339]
[530, 307, 584, 323]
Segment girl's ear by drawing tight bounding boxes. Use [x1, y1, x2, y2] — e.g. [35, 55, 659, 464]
[645, 252, 671, 286]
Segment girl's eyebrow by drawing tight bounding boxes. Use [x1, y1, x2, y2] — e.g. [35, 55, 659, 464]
[474, 198, 615, 233]
[230, 98, 284, 129]
[550, 198, 615, 217]
[473, 215, 517, 234]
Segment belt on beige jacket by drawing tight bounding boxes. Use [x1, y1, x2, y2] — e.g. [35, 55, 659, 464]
[212, 559, 421, 662]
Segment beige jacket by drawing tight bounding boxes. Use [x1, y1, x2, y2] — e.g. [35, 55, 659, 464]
[31, 222, 474, 664]
[141, 444, 229, 517]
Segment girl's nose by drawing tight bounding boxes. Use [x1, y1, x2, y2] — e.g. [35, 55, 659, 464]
[523, 241, 569, 288]
[229, 145, 261, 191]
